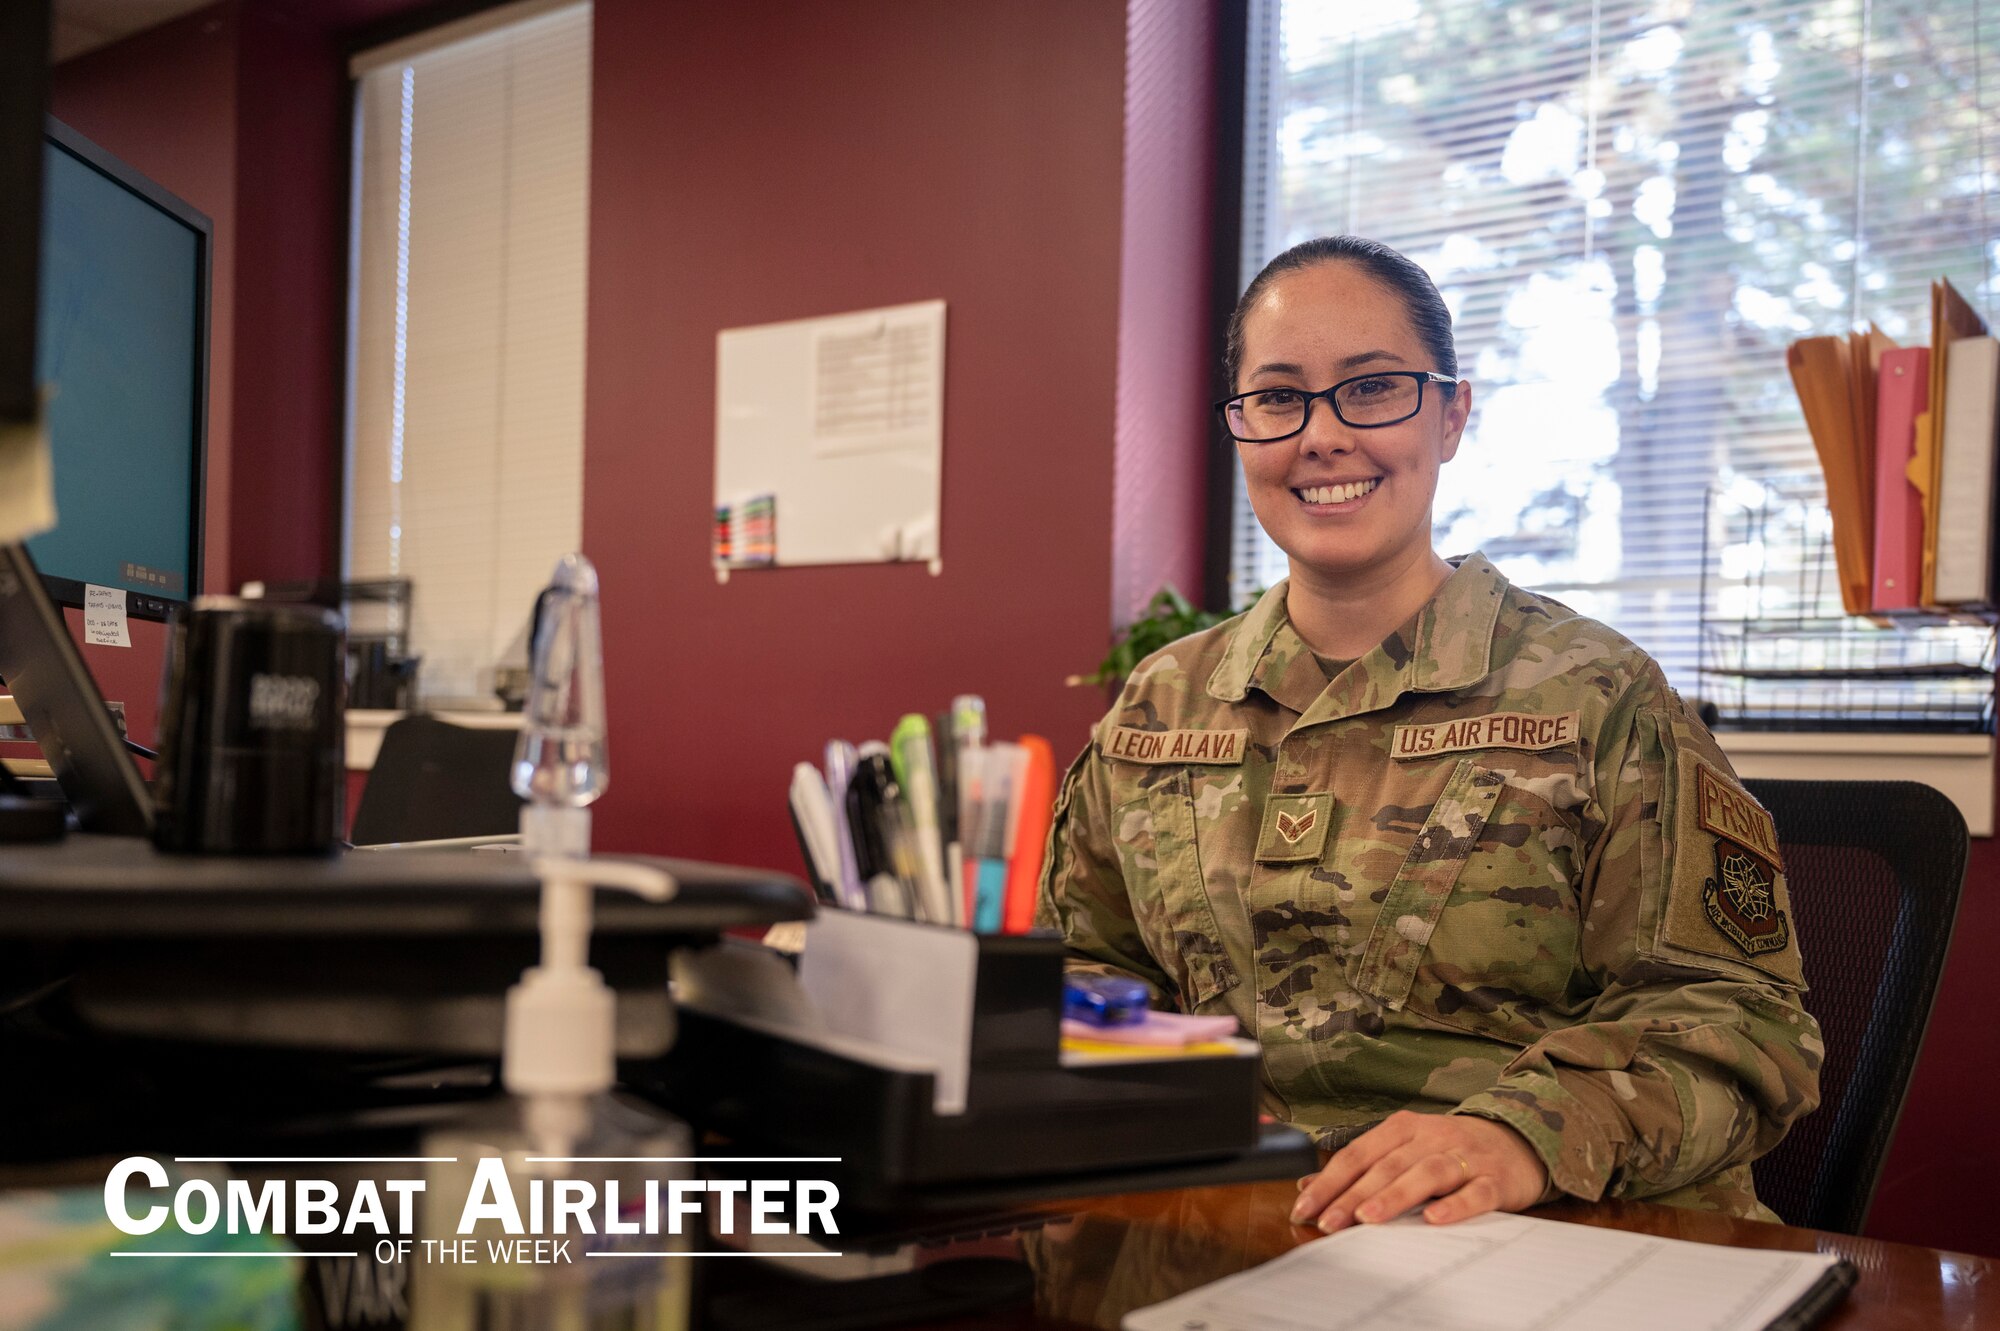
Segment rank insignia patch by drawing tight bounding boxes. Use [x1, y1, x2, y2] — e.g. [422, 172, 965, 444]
[1702, 843, 1791, 957]
[1255, 792, 1333, 863]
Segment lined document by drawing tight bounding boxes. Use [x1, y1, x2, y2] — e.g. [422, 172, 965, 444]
[1123, 1213, 1847, 1331]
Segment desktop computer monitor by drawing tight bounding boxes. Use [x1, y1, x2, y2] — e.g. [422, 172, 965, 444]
[0, 117, 208, 835]
[26, 117, 209, 621]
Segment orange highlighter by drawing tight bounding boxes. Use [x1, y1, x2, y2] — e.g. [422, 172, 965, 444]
[1001, 735, 1057, 933]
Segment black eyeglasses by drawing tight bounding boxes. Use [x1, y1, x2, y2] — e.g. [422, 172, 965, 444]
[1215, 371, 1456, 442]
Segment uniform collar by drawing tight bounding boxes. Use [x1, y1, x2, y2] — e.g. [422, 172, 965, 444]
[1207, 553, 1510, 719]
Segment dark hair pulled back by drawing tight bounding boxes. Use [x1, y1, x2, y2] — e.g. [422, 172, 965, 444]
[1224, 236, 1457, 394]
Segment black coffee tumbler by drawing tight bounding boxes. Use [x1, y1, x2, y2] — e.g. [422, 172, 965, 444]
[153, 597, 346, 854]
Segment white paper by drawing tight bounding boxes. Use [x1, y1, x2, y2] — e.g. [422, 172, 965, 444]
[1122, 1212, 1845, 1331]
[84, 584, 131, 648]
[798, 910, 978, 1115]
[809, 308, 943, 458]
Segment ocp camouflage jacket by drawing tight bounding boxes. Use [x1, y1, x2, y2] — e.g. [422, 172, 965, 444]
[1038, 554, 1822, 1219]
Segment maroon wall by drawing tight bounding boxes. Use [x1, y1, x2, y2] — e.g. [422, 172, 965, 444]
[581, 0, 1126, 866]
[228, 3, 345, 587]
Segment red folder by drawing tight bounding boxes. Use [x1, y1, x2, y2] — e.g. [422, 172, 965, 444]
[1871, 347, 1930, 610]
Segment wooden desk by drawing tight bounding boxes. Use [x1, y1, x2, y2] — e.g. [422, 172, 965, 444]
[919, 1177, 1994, 1330]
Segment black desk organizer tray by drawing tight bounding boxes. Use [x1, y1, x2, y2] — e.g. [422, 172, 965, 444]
[648, 928, 1302, 1212]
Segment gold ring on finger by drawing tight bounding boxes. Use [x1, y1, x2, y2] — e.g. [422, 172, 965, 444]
[1448, 1151, 1471, 1186]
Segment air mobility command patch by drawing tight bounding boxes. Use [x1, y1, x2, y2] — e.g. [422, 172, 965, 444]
[1702, 843, 1791, 958]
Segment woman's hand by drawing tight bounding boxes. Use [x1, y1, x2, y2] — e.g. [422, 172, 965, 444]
[1290, 1111, 1548, 1232]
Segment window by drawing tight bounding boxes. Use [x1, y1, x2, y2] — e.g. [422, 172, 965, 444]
[346, 0, 592, 705]
[1235, 0, 1998, 693]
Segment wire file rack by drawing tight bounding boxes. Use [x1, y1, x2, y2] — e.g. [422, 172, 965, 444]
[1696, 477, 1996, 734]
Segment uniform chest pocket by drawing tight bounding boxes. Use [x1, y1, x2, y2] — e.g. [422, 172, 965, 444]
[1348, 758, 1506, 1011]
[1109, 770, 1240, 1012]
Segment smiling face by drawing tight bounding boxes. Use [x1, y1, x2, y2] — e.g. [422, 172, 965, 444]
[1234, 261, 1470, 587]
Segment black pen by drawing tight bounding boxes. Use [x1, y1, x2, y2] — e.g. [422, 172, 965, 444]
[856, 748, 924, 919]
[846, 752, 913, 917]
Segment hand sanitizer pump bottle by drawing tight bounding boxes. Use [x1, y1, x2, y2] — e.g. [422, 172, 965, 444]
[413, 554, 692, 1331]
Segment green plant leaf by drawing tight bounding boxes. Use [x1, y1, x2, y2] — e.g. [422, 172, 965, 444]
[1073, 584, 1257, 689]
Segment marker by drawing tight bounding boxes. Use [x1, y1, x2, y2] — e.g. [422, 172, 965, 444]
[949, 695, 987, 924]
[950, 694, 987, 749]
[1002, 736, 1057, 933]
[891, 715, 956, 927]
[970, 740, 1020, 932]
[933, 711, 965, 927]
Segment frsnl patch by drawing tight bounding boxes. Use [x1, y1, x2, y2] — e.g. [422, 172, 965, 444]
[1391, 711, 1579, 760]
[1701, 841, 1791, 958]
[1694, 762, 1783, 868]
[1103, 726, 1248, 765]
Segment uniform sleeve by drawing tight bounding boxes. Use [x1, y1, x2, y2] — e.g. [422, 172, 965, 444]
[1036, 741, 1174, 999]
[1450, 692, 1824, 1203]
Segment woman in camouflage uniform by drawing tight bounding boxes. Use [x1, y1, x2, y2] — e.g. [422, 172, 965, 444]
[1039, 237, 1820, 1232]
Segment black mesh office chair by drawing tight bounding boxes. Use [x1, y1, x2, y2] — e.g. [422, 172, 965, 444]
[349, 714, 523, 845]
[1742, 778, 1967, 1235]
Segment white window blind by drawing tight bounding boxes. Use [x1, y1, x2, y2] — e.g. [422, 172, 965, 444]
[1235, 0, 1999, 695]
[346, 1, 591, 705]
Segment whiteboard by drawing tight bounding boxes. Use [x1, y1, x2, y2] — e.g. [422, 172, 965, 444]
[714, 300, 945, 572]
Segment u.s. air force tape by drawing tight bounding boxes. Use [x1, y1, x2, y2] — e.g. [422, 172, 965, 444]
[1391, 711, 1580, 759]
[1103, 727, 1248, 764]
